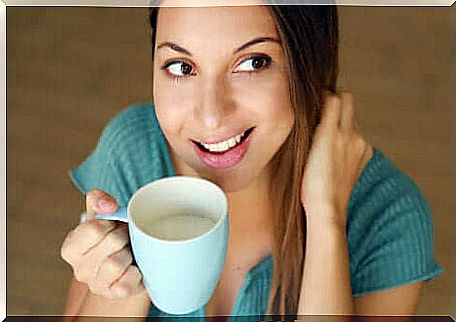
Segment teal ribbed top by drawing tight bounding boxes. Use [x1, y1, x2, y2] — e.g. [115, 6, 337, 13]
[69, 103, 443, 321]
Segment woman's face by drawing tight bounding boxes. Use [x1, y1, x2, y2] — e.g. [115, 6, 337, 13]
[153, 5, 294, 192]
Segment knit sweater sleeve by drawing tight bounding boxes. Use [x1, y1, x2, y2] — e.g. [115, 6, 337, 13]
[67, 103, 175, 207]
[347, 148, 444, 296]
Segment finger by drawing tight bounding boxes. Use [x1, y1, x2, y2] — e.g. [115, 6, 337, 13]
[86, 189, 118, 220]
[84, 225, 129, 259]
[351, 112, 361, 133]
[94, 247, 133, 296]
[61, 220, 117, 265]
[75, 225, 128, 289]
[321, 91, 342, 129]
[83, 225, 130, 284]
[339, 91, 355, 129]
[110, 265, 145, 298]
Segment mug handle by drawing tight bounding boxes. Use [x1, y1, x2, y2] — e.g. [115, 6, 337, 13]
[95, 207, 129, 223]
[94, 207, 136, 266]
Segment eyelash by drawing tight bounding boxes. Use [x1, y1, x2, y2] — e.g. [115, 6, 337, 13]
[160, 54, 272, 83]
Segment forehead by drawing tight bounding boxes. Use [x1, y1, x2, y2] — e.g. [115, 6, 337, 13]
[155, 5, 279, 45]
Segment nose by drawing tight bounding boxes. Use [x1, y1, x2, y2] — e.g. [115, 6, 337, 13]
[193, 74, 234, 131]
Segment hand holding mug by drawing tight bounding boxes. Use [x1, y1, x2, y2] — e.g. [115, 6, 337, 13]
[63, 177, 228, 314]
[60, 189, 145, 300]
[94, 176, 229, 315]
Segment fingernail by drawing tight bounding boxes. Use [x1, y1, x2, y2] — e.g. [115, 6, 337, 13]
[98, 197, 115, 212]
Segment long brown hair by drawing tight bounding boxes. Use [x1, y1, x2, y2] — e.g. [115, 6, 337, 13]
[148, 4, 339, 317]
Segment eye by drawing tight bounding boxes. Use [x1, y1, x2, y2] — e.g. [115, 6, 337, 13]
[161, 60, 196, 77]
[234, 55, 272, 73]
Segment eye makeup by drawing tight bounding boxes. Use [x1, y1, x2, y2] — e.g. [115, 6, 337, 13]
[159, 53, 273, 83]
[233, 54, 272, 73]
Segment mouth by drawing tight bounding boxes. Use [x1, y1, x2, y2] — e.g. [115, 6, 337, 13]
[191, 127, 255, 169]
[192, 127, 254, 154]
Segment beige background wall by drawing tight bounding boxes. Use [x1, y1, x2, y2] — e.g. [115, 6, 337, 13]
[7, 6, 455, 316]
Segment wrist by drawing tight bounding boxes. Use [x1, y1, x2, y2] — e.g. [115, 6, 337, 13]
[304, 203, 347, 232]
[304, 210, 349, 258]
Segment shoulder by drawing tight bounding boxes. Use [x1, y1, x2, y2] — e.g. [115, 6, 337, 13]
[347, 147, 431, 241]
[69, 102, 175, 207]
[97, 102, 173, 173]
[99, 103, 161, 151]
[347, 147, 429, 227]
[347, 147, 443, 296]
[98, 102, 175, 191]
[349, 147, 422, 208]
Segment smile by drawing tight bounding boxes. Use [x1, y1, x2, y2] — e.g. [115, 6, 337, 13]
[191, 127, 255, 169]
[196, 127, 254, 153]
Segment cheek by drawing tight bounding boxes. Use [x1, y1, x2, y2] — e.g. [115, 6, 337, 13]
[153, 64, 196, 102]
[268, 75, 294, 124]
[240, 75, 293, 125]
[153, 81, 189, 139]
[154, 100, 184, 144]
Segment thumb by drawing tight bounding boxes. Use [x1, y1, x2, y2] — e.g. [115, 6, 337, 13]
[85, 189, 118, 220]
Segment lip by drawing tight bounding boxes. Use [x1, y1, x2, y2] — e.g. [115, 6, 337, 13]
[192, 127, 251, 145]
[192, 127, 255, 170]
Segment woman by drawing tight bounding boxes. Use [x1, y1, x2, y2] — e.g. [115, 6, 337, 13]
[61, 2, 443, 320]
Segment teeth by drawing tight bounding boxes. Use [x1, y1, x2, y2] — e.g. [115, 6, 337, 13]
[201, 130, 247, 153]
[202, 140, 231, 152]
[227, 137, 237, 148]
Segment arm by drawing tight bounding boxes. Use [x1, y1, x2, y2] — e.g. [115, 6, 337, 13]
[298, 209, 354, 316]
[297, 207, 425, 317]
[353, 281, 424, 315]
[77, 286, 151, 318]
[62, 276, 150, 321]
[298, 91, 429, 318]
[62, 277, 89, 318]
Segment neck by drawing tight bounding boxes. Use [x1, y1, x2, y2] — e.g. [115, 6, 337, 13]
[225, 165, 272, 232]
[225, 165, 274, 263]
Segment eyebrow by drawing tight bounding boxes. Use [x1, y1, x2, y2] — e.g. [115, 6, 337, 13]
[156, 37, 281, 56]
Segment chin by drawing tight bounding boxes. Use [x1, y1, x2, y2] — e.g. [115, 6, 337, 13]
[194, 165, 260, 193]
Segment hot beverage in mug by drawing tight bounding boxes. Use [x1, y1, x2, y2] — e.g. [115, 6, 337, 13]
[96, 176, 229, 315]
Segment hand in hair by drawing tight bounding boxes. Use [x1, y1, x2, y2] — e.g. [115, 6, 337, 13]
[300, 90, 373, 228]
